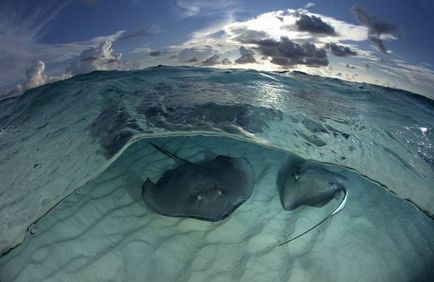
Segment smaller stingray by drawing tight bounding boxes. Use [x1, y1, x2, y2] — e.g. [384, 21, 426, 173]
[142, 143, 255, 221]
[276, 160, 348, 246]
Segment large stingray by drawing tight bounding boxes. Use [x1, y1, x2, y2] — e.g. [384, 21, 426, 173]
[142, 143, 255, 221]
[276, 160, 348, 246]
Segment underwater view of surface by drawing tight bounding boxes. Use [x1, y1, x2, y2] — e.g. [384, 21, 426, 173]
[1, 0, 434, 281]
[0, 66, 433, 281]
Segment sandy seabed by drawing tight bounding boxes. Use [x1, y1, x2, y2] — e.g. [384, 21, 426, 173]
[1, 135, 433, 282]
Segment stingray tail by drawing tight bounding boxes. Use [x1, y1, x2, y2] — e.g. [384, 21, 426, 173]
[279, 188, 348, 247]
[150, 143, 190, 164]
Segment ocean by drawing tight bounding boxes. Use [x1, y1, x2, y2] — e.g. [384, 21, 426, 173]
[0, 66, 433, 281]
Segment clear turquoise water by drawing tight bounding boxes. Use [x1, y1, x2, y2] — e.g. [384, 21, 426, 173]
[0, 66, 433, 281]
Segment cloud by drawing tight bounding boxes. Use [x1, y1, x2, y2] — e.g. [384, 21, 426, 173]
[173, 0, 201, 18]
[0, 0, 72, 91]
[66, 40, 122, 75]
[25, 60, 46, 89]
[229, 28, 268, 43]
[178, 46, 214, 62]
[173, 0, 236, 18]
[47, 72, 72, 83]
[253, 37, 328, 67]
[176, 8, 369, 74]
[377, 60, 434, 99]
[235, 46, 256, 64]
[0, 0, 73, 40]
[352, 5, 398, 36]
[325, 43, 357, 57]
[222, 10, 368, 46]
[221, 58, 232, 65]
[0, 0, 126, 96]
[351, 5, 398, 53]
[115, 25, 162, 42]
[3, 59, 72, 98]
[149, 50, 162, 56]
[201, 54, 220, 65]
[130, 47, 151, 54]
[368, 35, 388, 53]
[2, 84, 24, 99]
[295, 14, 336, 35]
[4, 1, 432, 100]
[116, 30, 148, 41]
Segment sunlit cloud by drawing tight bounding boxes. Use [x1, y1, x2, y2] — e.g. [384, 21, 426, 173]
[161, 6, 432, 98]
[171, 8, 369, 70]
[223, 10, 368, 44]
[66, 40, 123, 75]
[24, 61, 46, 89]
[0, 0, 72, 90]
[1, 1, 433, 100]
[0, 0, 126, 96]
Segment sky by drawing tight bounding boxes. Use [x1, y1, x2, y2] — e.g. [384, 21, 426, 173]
[1, 0, 434, 99]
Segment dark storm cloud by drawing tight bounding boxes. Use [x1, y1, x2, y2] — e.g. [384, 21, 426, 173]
[253, 37, 328, 67]
[230, 28, 268, 43]
[295, 14, 336, 35]
[201, 54, 220, 65]
[149, 50, 161, 56]
[351, 4, 399, 53]
[368, 35, 388, 53]
[235, 46, 256, 64]
[352, 5, 398, 36]
[325, 43, 357, 57]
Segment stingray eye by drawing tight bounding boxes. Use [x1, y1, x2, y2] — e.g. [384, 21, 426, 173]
[293, 174, 300, 181]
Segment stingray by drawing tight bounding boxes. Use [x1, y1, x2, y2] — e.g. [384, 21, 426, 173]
[276, 160, 348, 246]
[141, 143, 255, 221]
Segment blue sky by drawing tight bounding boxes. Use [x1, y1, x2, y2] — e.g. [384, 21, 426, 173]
[1, 0, 434, 98]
